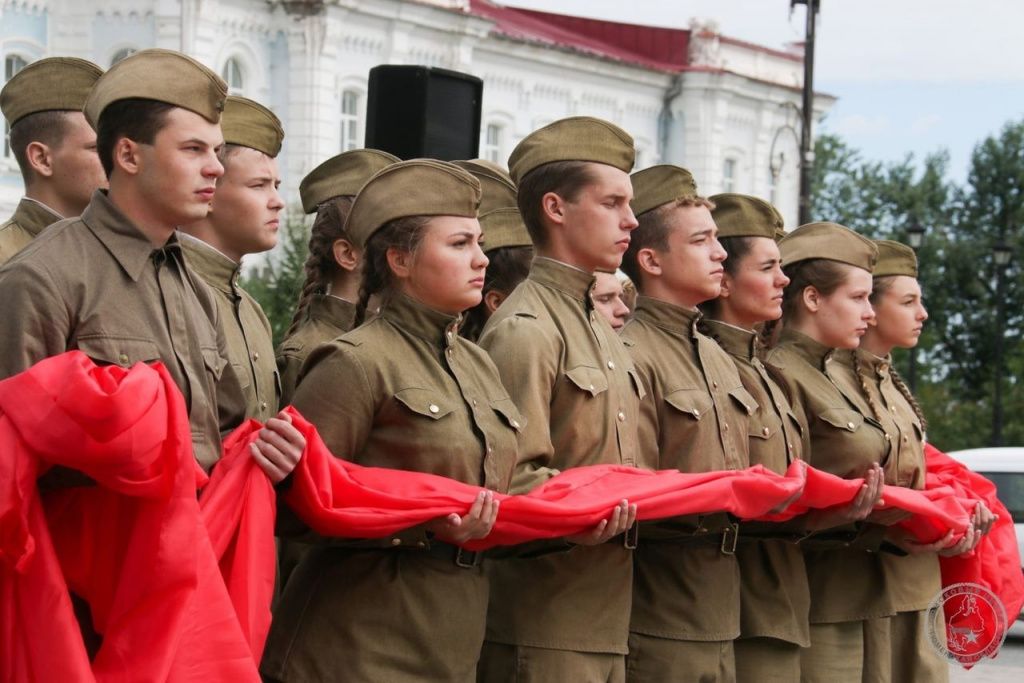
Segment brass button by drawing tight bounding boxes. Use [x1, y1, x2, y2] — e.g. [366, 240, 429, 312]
[446, 331, 453, 341]
[391, 538, 402, 546]
[118, 353, 130, 366]
[416, 541, 426, 548]
[903, 435, 908, 443]
[253, 352, 260, 360]
[487, 446, 493, 454]
[589, 384, 595, 391]
[617, 411, 626, 422]
[607, 360, 616, 370]
[762, 426, 770, 437]
[723, 423, 729, 431]
[429, 404, 440, 414]
[847, 422, 855, 430]
[712, 381, 719, 388]
[472, 399, 478, 407]
[693, 409, 700, 417]
[884, 433, 891, 441]
[510, 419, 520, 429]
[260, 401, 268, 410]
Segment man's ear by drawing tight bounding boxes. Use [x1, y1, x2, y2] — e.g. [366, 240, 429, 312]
[24, 141, 54, 179]
[540, 191, 567, 228]
[113, 138, 142, 176]
[637, 247, 662, 278]
[332, 238, 360, 272]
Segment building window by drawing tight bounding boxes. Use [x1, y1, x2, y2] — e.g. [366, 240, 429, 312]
[723, 158, 736, 192]
[110, 47, 136, 66]
[3, 55, 29, 159]
[340, 90, 359, 152]
[483, 123, 503, 163]
[222, 57, 244, 94]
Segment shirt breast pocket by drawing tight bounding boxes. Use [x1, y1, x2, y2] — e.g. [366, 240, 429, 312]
[393, 387, 455, 420]
[201, 345, 226, 381]
[489, 396, 525, 433]
[817, 408, 864, 433]
[77, 335, 161, 368]
[664, 388, 714, 420]
[564, 365, 608, 397]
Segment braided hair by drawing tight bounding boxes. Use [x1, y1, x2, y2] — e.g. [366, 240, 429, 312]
[284, 196, 355, 338]
[354, 215, 432, 327]
[851, 350, 883, 422]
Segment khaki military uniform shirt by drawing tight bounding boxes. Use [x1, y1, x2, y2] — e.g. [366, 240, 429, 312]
[620, 299, 753, 642]
[0, 197, 61, 266]
[829, 349, 941, 613]
[0, 190, 246, 470]
[261, 294, 520, 682]
[477, 257, 643, 654]
[276, 294, 357, 407]
[180, 235, 278, 422]
[705, 319, 810, 646]
[767, 329, 897, 623]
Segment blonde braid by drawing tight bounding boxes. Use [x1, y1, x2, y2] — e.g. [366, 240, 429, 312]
[889, 365, 928, 432]
[851, 351, 882, 421]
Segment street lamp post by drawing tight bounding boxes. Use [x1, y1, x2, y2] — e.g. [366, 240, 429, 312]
[791, 0, 820, 225]
[906, 220, 926, 392]
[991, 240, 1012, 446]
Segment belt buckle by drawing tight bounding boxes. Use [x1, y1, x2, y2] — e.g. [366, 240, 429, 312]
[720, 522, 739, 555]
[455, 547, 481, 569]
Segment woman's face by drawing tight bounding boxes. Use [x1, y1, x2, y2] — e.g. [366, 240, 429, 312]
[866, 275, 928, 351]
[718, 237, 790, 327]
[396, 215, 489, 315]
[806, 265, 875, 349]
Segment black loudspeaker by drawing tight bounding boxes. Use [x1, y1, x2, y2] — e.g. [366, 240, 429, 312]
[365, 65, 483, 161]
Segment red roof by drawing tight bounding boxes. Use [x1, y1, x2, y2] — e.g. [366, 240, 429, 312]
[467, 0, 690, 72]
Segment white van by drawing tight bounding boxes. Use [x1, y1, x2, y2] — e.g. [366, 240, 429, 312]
[948, 447, 1024, 625]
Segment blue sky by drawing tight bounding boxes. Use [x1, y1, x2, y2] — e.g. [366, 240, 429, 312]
[505, 0, 1024, 184]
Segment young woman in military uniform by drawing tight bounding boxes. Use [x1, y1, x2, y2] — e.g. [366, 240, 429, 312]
[699, 194, 811, 682]
[260, 160, 521, 682]
[825, 239, 993, 682]
[276, 148, 399, 405]
[762, 222, 896, 682]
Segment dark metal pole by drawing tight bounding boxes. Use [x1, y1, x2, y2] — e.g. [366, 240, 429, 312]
[992, 261, 1007, 446]
[797, 0, 818, 225]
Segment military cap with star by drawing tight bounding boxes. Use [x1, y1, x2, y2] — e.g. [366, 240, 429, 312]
[508, 116, 635, 186]
[779, 222, 878, 272]
[220, 95, 284, 157]
[630, 165, 700, 217]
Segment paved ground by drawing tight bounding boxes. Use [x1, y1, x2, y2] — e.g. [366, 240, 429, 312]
[950, 622, 1024, 683]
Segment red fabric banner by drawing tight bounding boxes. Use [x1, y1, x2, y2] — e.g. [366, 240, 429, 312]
[2, 353, 1021, 679]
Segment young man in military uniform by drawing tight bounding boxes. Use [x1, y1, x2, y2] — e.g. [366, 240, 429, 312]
[0, 57, 106, 265]
[476, 116, 642, 683]
[0, 49, 302, 482]
[618, 166, 755, 682]
[179, 95, 284, 424]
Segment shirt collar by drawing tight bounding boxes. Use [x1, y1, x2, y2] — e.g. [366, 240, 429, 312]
[178, 232, 241, 295]
[778, 327, 835, 370]
[633, 295, 702, 338]
[528, 257, 596, 304]
[380, 293, 461, 350]
[309, 294, 357, 330]
[81, 190, 172, 282]
[704, 319, 758, 360]
[856, 348, 893, 378]
[13, 197, 62, 238]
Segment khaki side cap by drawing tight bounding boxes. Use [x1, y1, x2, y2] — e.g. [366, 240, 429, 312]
[873, 239, 918, 278]
[299, 149, 400, 214]
[508, 116, 635, 185]
[221, 95, 284, 157]
[779, 222, 879, 272]
[452, 159, 518, 216]
[631, 165, 699, 217]
[481, 207, 532, 253]
[1, 57, 104, 126]
[709, 193, 783, 239]
[84, 48, 227, 129]
[345, 159, 482, 248]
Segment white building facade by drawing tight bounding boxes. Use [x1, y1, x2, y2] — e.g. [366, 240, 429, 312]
[0, 0, 834, 227]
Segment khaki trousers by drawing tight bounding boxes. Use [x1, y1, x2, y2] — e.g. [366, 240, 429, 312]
[625, 632, 736, 683]
[477, 642, 625, 683]
[864, 610, 949, 683]
[735, 637, 801, 683]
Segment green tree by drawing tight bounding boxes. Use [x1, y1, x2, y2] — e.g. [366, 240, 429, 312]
[242, 207, 310, 348]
